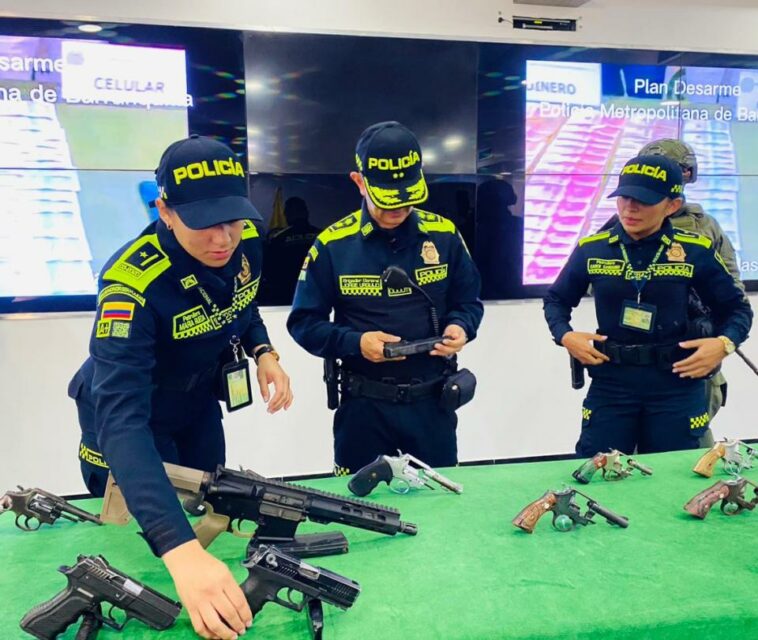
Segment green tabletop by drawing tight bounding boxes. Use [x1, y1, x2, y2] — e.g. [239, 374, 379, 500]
[2, 450, 756, 639]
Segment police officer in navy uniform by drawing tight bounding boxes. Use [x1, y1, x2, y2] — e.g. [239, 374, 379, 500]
[544, 154, 752, 455]
[287, 121, 483, 475]
[68, 136, 292, 640]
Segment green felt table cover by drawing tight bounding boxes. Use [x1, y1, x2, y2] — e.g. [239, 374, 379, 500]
[2, 449, 756, 639]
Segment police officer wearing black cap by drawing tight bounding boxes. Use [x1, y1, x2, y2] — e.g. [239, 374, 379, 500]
[287, 121, 483, 475]
[68, 135, 292, 639]
[544, 154, 752, 455]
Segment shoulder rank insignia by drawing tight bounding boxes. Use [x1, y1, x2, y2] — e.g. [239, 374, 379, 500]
[666, 242, 686, 262]
[421, 240, 440, 265]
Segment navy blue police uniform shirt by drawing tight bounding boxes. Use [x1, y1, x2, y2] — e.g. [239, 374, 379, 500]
[287, 205, 484, 379]
[75, 219, 268, 556]
[544, 219, 752, 347]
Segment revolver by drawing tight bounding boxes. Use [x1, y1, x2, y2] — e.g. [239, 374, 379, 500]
[348, 450, 463, 497]
[572, 450, 653, 484]
[1, 486, 102, 531]
[684, 477, 758, 519]
[513, 487, 629, 533]
[692, 438, 756, 477]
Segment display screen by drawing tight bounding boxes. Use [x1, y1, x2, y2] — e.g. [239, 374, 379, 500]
[523, 59, 758, 285]
[0, 35, 189, 299]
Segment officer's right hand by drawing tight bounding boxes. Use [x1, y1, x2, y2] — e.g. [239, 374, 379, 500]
[561, 332, 610, 366]
[163, 540, 252, 639]
[360, 331, 405, 362]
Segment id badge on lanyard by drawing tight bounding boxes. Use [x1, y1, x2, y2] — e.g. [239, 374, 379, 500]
[222, 335, 253, 412]
[618, 241, 664, 334]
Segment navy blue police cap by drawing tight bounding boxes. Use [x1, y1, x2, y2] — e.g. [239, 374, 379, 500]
[355, 121, 428, 210]
[608, 154, 684, 205]
[154, 135, 260, 229]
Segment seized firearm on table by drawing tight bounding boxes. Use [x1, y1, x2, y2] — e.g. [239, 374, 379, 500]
[572, 450, 653, 484]
[693, 438, 756, 477]
[241, 544, 360, 640]
[20, 554, 180, 639]
[1, 486, 102, 531]
[102, 463, 418, 558]
[683, 477, 758, 519]
[348, 450, 463, 496]
[513, 487, 629, 533]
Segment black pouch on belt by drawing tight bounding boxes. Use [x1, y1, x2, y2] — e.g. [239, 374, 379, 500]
[440, 368, 477, 412]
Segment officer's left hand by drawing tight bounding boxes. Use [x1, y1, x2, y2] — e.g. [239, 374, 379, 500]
[256, 354, 294, 414]
[673, 338, 726, 378]
[430, 324, 467, 357]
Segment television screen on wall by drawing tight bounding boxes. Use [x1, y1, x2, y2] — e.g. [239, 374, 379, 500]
[0, 19, 246, 313]
[523, 59, 758, 286]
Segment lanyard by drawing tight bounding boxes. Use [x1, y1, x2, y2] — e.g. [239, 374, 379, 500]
[618, 241, 666, 304]
[195, 276, 242, 338]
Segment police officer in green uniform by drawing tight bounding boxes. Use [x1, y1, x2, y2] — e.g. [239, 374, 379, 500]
[287, 121, 483, 475]
[599, 139, 743, 443]
[69, 136, 292, 640]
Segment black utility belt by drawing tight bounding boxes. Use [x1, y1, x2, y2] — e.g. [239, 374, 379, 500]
[342, 373, 444, 403]
[342, 368, 477, 411]
[594, 340, 686, 367]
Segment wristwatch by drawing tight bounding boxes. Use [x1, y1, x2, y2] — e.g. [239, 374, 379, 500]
[253, 344, 280, 364]
[717, 335, 736, 355]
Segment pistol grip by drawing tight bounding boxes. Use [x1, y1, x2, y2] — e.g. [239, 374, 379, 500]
[347, 457, 393, 497]
[20, 586, 94, 639]
[693, 448, 724, 478]
[513, 493, 556, 533]
[193, 509, 230, 548]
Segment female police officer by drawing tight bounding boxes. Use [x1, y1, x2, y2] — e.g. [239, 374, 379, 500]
[68, 136, 292, 640]
[544, 154, 751, 456]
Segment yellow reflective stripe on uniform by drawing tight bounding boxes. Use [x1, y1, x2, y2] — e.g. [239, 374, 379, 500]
[578, 231, 611, 247]
[317, 210, 362, 245]
[102, 234, 171, 293]
[241, 219, 259, 239]
[79, 443, 109, 469]
[673, 231, 712, 249]
[416, 209, 455, 234]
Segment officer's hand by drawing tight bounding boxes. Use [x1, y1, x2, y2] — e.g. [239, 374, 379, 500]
[673, 338, 726, 378]
[256, 354, 293, 414]
[431, 324, 467, 357]
[561, 332, 610, 366]
[163, 540, 252, 640]
[360, 331, 405, 362]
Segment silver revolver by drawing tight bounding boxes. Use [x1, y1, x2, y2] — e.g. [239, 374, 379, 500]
[347, 450, 463, 496]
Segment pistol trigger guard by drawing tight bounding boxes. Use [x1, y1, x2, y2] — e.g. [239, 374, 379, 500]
[389, 478, 411, 495]
[231, 518, 253, 539]
[102, 603, 126, 630]
[21, 514, 40, 531]
[274, 588, 304, 612]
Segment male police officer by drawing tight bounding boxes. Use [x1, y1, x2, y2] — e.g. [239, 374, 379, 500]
[599, 139, 743, 433]
[287, 121, 483, 474]
[69, 136, 292, 640]
[544, 154, 751, 455]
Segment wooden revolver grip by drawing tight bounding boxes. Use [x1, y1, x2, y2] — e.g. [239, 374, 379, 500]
[692, 443, 726, 478]
[513, 492, 558, 533]
[683, 481, 729, 519]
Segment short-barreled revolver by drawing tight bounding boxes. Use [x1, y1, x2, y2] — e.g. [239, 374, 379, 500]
[683, 477, 758, 519]
[513, 487, 629, 533]
[241, 544, 360, 640]
[572, 450, 653, 484]
[692, 439, 756, 477]
[347, 450, 463, 497]
[20, 554, 181, 639]
[1, 486, 101, 531]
